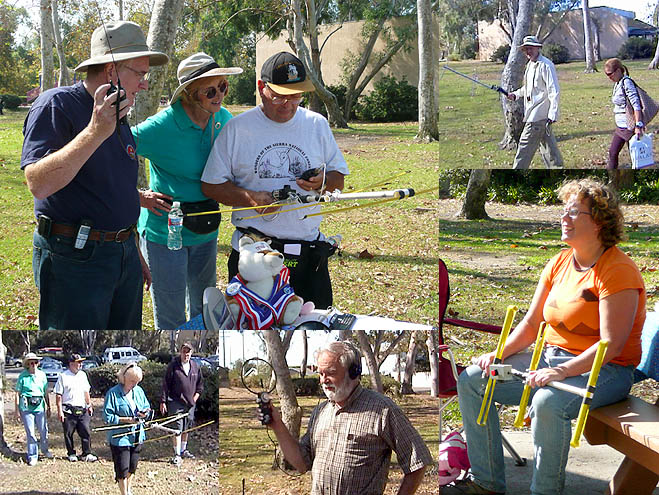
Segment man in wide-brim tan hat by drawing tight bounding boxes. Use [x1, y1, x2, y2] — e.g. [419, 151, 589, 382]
[506, 34, 564, 170]
[21, 21, 169, 330]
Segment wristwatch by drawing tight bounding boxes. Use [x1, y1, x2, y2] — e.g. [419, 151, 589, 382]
[636, 121, 644, 128]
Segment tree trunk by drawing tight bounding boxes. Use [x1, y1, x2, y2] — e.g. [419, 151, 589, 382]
[415, 0, 438, 142]
[300, 330, 308, 378]
[0, 330, 17, 458]
[290, 0, 348, 128]
[400, 331, 421, 395]
[458, 170, 491, 219]
[79, 330, 97, 355]
[263, 331, 302, 471]
[426, 329, 439, 397]
[582, 0, 597, 73]
[591, 17, 601, 61]
[133, 0, 185, 187]
[355, 331, 383, 393]
[40, 0, 55, 92]
[499, 0, 534, 150]
[51, 0, 69, 87]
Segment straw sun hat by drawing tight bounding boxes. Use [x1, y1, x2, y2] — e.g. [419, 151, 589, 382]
[170, 53, 243, 104]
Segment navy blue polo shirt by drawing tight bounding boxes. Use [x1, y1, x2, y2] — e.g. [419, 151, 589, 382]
[21, 82, 140, 231]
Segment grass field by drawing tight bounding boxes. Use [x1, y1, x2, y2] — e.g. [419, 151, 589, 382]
[219, 386, 439, 495]
[439, 58, 659, 168]
[0, 107, 438, 329]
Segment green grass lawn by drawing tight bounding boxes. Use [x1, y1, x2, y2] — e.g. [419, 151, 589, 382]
[0, 107, 438, 329]
[439, 58, 659, 168]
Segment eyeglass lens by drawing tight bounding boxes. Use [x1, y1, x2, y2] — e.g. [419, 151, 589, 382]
[203, 81, 228, 99]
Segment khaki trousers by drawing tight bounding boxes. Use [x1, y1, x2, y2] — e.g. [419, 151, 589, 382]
[512, 120, 564, 169]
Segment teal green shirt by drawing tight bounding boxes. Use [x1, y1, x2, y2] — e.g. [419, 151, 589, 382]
[132, 101, 232, 246]
[15, 369, 48, 413]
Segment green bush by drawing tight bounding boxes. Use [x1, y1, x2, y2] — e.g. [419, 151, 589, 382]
[544, 43, 570, 64]
[224, 70, 256, 106]
[148, 351, 173, 364]
[460, 41, 478, 61]
[0, 94, 22, 110]
[447, 53, 461, 62]
[490, 44, 510, 63]
[354, 76, 418, 122]
[292, 376, 321, 396]
[617, 38, 654, 60]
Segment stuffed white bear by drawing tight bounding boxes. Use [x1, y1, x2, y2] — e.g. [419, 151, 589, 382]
[225, 235, 313, 329]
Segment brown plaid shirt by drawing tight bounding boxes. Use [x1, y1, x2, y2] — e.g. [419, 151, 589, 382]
[299, 385, 433, 495]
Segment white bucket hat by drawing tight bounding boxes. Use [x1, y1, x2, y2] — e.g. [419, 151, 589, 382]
[170, 52, 243, 104]
[74, 21, 168, 72]
[519, 35, 543, 49]
[22, 353, 42, 368]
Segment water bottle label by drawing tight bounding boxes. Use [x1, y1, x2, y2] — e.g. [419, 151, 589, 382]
[168, 216, 183, 227]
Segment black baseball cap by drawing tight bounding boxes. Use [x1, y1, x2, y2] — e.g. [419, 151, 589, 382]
[68, 353, 85, 363]
[261, 52, 315, 95]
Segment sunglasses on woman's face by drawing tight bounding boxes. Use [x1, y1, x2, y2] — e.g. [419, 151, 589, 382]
[200, 81, 228, 100]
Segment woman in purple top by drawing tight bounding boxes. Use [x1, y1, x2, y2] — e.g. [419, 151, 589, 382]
[604, 58, 644, 170]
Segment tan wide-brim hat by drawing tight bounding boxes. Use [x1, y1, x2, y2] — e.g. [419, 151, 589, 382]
[22, 353, 42, 368]
[74, 21, 169, 72]
[170, 52, 243, 104]
[519, 35, 543, 49]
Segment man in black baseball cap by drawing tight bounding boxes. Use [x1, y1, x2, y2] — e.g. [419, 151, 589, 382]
[201, 52, 349, 312]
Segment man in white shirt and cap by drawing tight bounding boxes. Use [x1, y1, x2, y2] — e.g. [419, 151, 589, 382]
[506, 35, 563, 169]
[54, 354, 97, 462]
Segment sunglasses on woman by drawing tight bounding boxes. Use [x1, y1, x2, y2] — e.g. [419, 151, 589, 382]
[200, 81, 228, 100]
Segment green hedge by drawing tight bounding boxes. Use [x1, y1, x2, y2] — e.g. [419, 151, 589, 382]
[617, 38, 655, 60]
[87, 361, 219, 420]
[354, 76, 418, 122]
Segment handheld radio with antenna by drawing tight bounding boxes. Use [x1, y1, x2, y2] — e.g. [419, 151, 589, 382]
[93, 3, 128, 128]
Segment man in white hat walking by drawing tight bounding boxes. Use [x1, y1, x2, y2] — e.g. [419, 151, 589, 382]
[20, 21, 168, 329]
[506, 35, 563, 170]
[201, 52, 349, 311]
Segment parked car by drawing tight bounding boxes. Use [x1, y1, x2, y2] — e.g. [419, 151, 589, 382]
[191, 356, 212, 370]
[81, 360, 98, 371]
[5, 355, 21, 368]
[203, 355, 221, 370]
[102, 347, 147, 365]
[39, 360, 64, 382]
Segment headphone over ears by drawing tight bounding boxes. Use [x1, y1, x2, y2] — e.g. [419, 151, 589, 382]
[346, 343, 362, 380]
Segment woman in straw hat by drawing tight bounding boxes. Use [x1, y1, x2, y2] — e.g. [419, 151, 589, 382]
[131, 53, 242, 329]
[603, 58, 644, 170]
[103, 363, 151, 495]
[15, 353, 53, 465]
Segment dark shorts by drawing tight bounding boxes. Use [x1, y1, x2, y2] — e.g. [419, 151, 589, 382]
[110, 443, 142, 481]
[167, 399, 194, 433]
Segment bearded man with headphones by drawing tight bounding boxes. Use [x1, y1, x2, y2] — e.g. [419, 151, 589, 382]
[262, 341, 433, 495]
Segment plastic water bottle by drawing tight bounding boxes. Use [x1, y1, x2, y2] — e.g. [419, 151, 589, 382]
[167, 201, 183, 250]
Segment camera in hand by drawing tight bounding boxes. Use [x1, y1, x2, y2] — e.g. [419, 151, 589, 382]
[106, 81, 128, 125]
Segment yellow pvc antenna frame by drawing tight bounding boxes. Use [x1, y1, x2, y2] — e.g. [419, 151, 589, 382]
[513, 322, 548, 428]
[476, 305, 518, 426]
[570, 339, 609, 447]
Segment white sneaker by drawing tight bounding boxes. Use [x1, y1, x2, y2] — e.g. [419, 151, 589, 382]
[83, 453, 98, 462]
[68, 454, 78, 462]
[27, 458, 37, 466]
[181, 449, 195, 459]
[170, 455, 182, 466]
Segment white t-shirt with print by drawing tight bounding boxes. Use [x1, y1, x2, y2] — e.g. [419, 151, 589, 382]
[201, 106, 350, 250]
[54, 369, 91, 407]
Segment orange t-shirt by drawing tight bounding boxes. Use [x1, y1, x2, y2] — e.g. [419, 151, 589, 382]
[540, 246, 646, 366]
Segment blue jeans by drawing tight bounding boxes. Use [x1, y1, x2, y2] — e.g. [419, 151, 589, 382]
[457, 347, 635, 495]
[32, 231, 143, 329]
[20, 410, 49, 463]
[140, 236, 217, 330]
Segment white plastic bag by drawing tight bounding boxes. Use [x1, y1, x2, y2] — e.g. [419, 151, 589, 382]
[629, 133, 654, 169]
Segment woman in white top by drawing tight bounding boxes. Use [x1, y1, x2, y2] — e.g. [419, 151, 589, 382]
[605, 58, 644, 170]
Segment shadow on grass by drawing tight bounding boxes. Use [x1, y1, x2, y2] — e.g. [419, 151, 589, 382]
[557, 129, 612, 142]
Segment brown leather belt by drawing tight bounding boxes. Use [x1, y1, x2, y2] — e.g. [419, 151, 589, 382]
[50, 223, 135, 243]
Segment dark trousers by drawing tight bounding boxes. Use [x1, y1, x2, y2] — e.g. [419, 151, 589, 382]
[110, 444, 142, 481]
[608, 127, 635, 170]
[228, 247, 332, 309]
[62, 410, 92, 456]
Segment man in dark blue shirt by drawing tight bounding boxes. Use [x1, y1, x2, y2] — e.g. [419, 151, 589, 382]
[21, 21, 168, 329]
